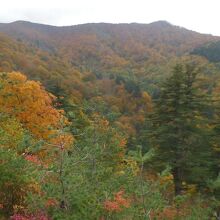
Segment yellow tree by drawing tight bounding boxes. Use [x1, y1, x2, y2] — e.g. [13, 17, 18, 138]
[0, 72, 65, 140]
[0, 72, 74, 216]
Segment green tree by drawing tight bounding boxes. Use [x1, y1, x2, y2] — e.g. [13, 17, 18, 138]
[149, 63, 214, 195]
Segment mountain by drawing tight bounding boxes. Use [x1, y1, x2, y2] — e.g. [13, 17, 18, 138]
[0, 20, 219, 97]
[0, 20, 219, 91]
[0, 20, 220, 156]
[1, 21, 220, 219]
[0, 20, 218, 67]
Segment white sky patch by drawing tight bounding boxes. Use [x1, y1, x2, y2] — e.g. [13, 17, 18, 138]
[0, 0, 220, 35]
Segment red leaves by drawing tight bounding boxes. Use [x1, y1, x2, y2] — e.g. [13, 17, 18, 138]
[24, 155, 41, 166]
[104, 200, 121, 212]
[10, 213, 50, 220]
[119, 138, 127, 148]
[103, 190, 130, 212]
[45, 198, 58, 208]
[114, 190, 130, 208]
[150, 207, 178, 220]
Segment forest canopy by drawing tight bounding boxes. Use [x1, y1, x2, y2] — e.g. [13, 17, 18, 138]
[0, 21, 220, 219]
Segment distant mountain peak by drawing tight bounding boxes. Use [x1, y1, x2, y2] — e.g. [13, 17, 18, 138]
[1, 20, 174, 29]
[149, 20, 173, 27]
[7, 20, 34, 26]
[11, 20, 29, 24]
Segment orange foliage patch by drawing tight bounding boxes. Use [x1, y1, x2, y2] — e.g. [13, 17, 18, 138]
[103, 190, 130, 212]
[0, 72, 64, 140]
[45, 198, 59, 208]
[119, 138, 127, 148]
[25, 155, 41, 166]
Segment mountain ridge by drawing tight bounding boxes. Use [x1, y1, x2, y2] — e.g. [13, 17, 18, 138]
[0, 20, 218, 37]
[0, 19, 219, 96]
[0, 20, 218, 57]
[0, 20, 217, 37]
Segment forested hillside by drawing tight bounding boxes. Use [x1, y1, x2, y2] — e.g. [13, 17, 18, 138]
[1, 21, 220, 219]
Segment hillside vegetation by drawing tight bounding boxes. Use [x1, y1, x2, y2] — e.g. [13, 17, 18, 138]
[0, 21, 220, 219]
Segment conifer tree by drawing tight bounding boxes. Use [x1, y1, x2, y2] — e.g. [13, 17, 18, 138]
[149, 63, 214, 195]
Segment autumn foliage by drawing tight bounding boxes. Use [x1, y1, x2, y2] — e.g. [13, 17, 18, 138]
[103, 190, 130, 212]
[0, 72, 63, 139]
[0, 20, 220, 219]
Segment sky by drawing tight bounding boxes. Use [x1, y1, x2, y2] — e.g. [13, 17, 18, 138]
[0, 0, 220, 35]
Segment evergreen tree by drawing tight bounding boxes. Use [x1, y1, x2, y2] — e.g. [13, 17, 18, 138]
[149, 63, 214, 195]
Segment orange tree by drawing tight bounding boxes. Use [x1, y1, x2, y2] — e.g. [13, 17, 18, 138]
[0, 72, 63, 140]
[0, 71, 73, 217]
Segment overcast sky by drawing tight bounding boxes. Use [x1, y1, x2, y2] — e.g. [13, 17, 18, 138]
[0, 0, 220, 35]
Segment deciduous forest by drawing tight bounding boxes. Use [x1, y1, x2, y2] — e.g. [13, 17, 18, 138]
[0, 20, 220, 219]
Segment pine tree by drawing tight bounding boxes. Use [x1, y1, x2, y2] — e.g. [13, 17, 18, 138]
[149, 63, 214, 195]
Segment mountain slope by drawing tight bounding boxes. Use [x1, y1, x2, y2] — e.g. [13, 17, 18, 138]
[0, 21, 218, 70]
[0, 20, 220, 142]
[0, 21, 219, 87]
[0, 20, 219, 96]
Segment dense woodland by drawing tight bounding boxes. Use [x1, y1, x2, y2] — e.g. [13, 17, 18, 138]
[0, 20, 220, 219]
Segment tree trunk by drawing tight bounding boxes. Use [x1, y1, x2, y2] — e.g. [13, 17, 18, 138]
[172, 167, 182, 195]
